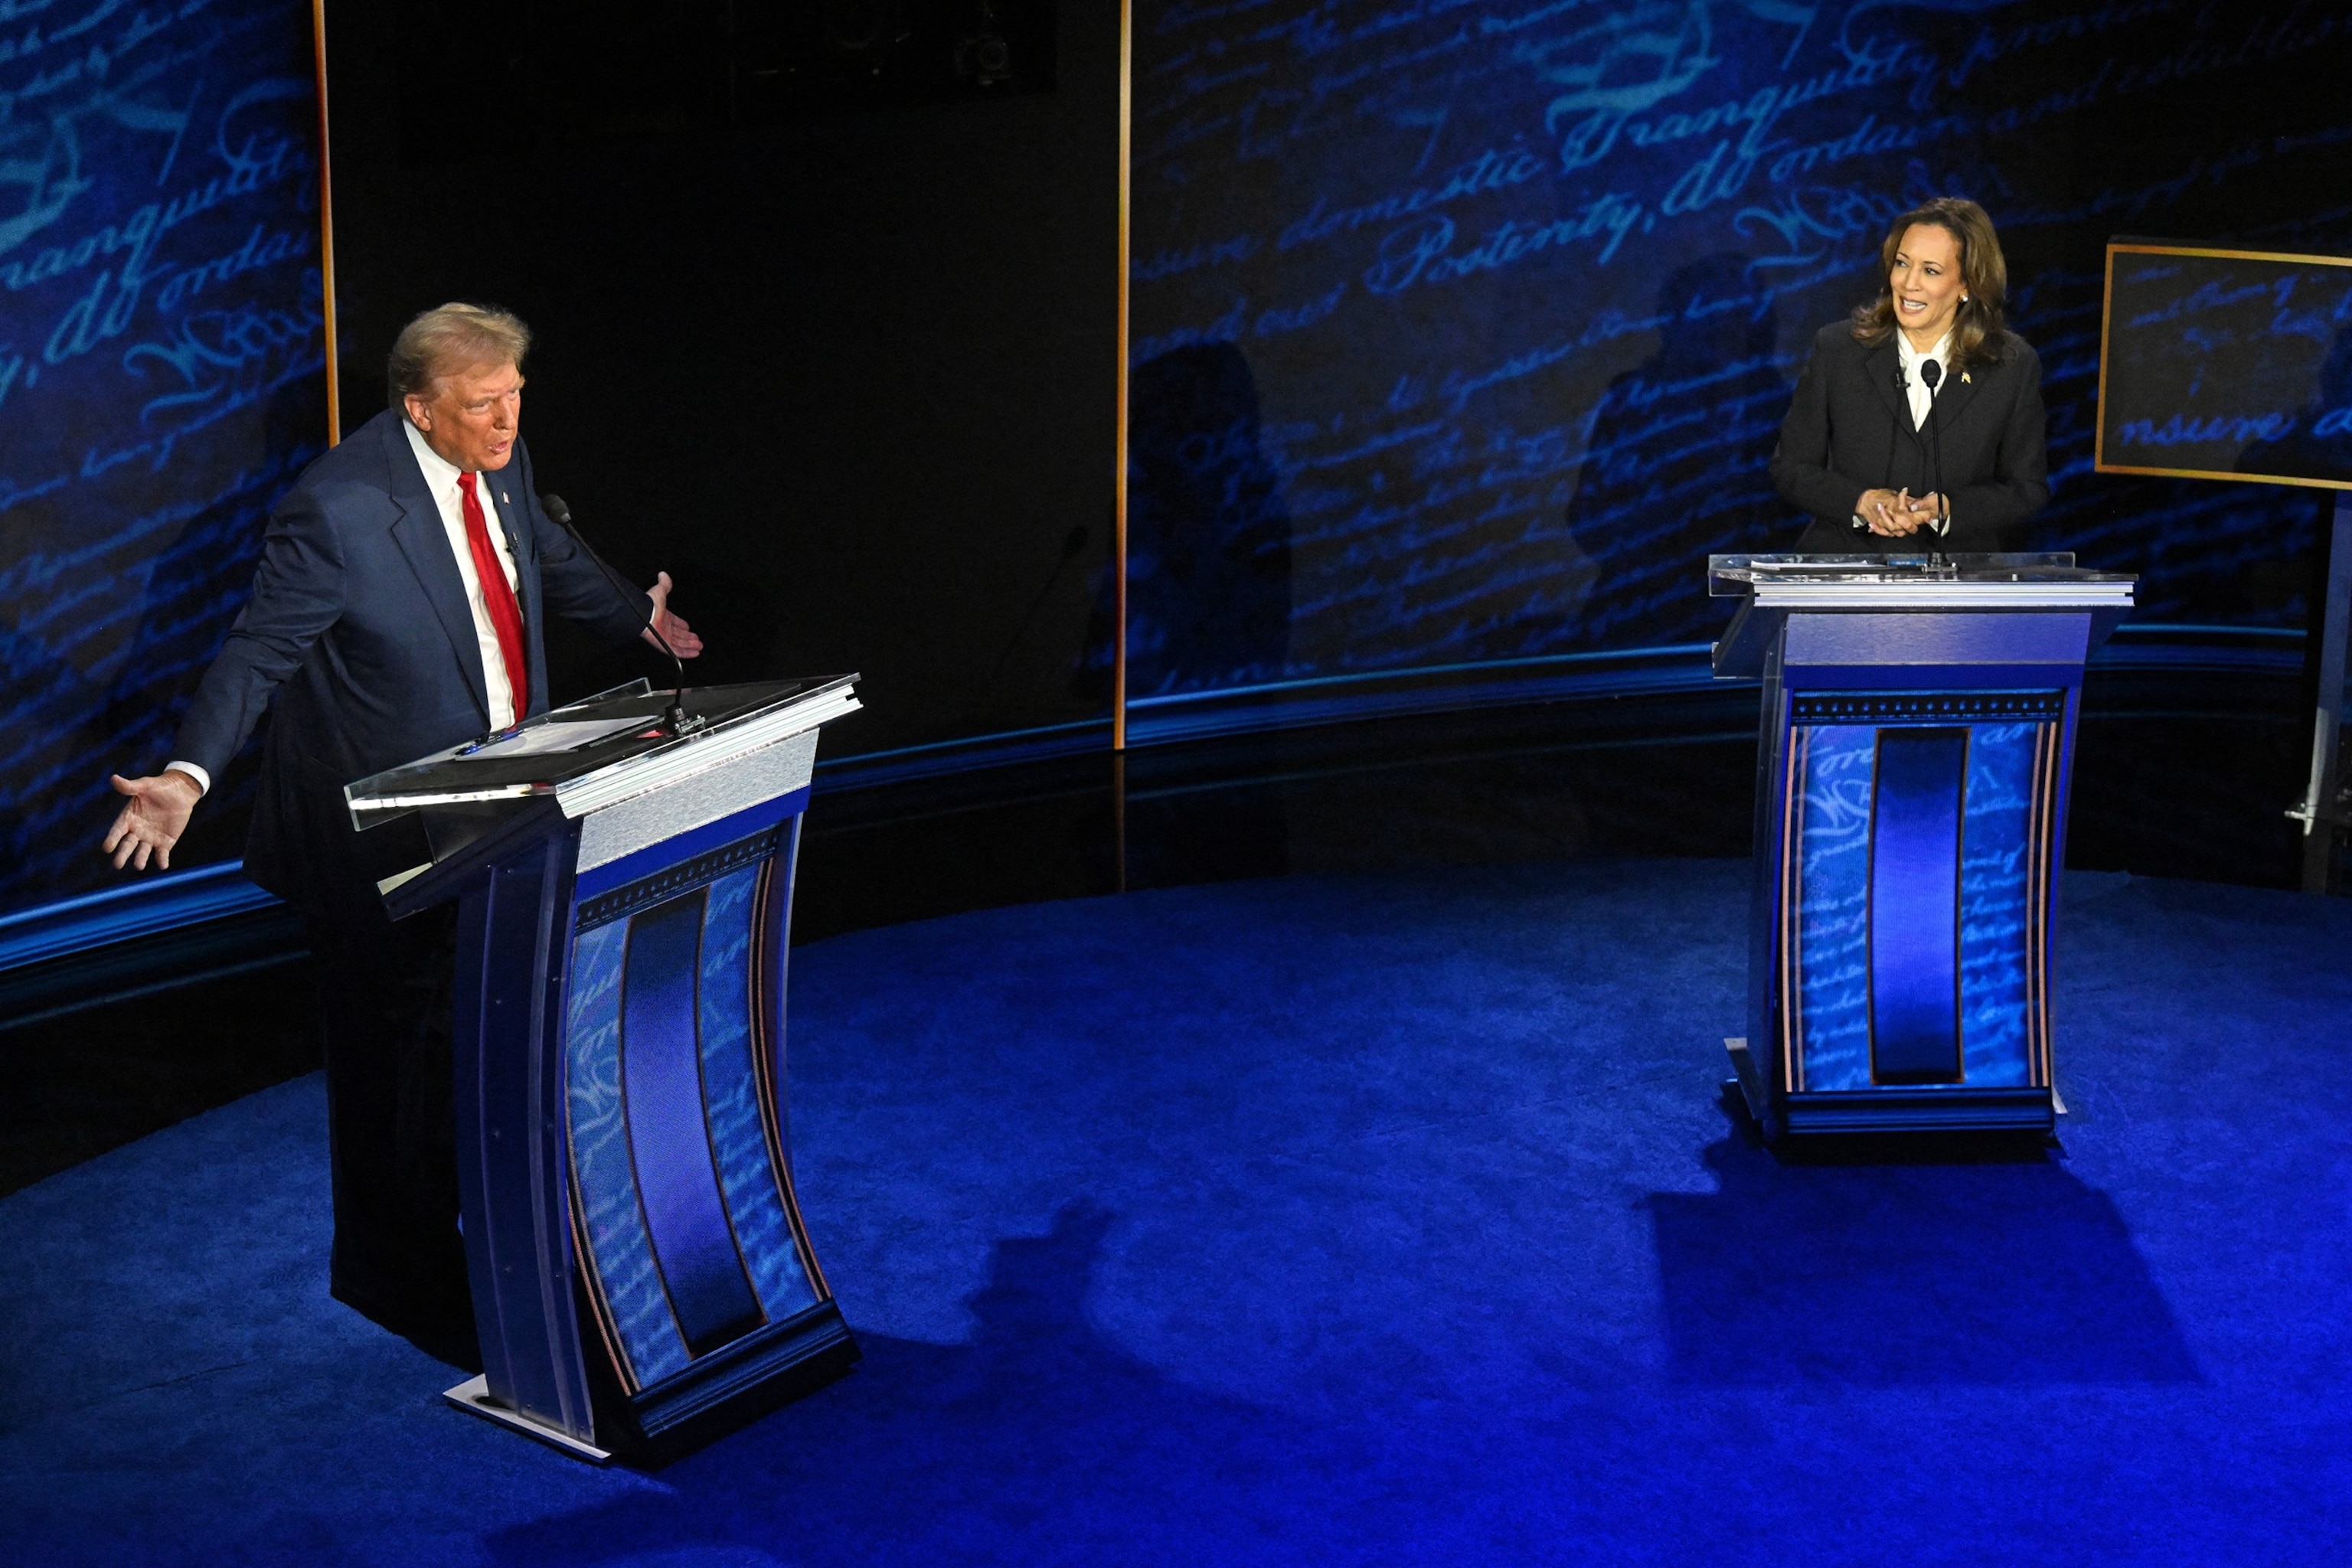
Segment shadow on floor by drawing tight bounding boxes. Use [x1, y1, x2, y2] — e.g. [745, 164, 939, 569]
[488, 1204, 1372, 1566]
[1648, 1129, 2201, 1387]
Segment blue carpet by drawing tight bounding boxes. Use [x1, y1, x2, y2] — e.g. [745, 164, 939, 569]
[2, 859, 2347, 1565]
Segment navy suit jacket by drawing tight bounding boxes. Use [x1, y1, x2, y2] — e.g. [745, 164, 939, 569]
[1769, 322, 2049, 552]
[172, 407, 650, 915]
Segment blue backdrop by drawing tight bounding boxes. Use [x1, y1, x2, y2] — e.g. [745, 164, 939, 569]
[0, 2, 325, 917]
[6, 2, 2348, 921]
[1123, 0, 2352, 696]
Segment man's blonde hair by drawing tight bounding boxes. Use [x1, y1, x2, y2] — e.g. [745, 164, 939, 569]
[386, 302, 531, 408]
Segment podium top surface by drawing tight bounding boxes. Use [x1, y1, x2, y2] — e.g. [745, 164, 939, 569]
[1708, 556, 2138, 679]
[1708, 552, 2137, 610]
[345, 675, 859, 822]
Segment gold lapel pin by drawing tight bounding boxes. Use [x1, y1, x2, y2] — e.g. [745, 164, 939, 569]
[1961, 372, 1971, 384]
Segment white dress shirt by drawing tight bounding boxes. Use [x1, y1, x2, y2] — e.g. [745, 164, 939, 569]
[400, 416, 525, 730]
[1894, 329, 1953, 535]
[1896, 329, 1952, 439]
[165, 420, 525, 796]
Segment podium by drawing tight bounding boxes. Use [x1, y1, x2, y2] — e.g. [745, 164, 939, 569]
[1710, 556, 2135, 1139]
[345, 675, 861, 1461]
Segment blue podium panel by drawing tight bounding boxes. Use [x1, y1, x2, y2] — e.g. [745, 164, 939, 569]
[1785, 700, 2056, 1102]
[1709, 558, 2132, 1139]
[362, 678, 862, 1460]
[565, 826, 831, 1406]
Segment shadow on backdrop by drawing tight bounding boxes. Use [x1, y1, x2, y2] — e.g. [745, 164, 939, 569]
[2239, 320, 2352, 488]
[1563, 253, 1792, 650]
[1080, 341, 1293, 700]
[1648, 1129, 2201, 1387]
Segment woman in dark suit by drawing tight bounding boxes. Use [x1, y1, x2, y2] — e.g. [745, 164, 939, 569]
[1770, 197, 2048, 550]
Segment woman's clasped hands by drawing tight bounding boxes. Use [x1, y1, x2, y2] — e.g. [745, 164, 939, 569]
[1856, 488, 1946, 537]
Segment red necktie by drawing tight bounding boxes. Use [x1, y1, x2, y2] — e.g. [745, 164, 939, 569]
[456, 471, 529, 716]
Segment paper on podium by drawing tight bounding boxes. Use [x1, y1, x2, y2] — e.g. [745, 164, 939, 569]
[465, 716, 652, 758]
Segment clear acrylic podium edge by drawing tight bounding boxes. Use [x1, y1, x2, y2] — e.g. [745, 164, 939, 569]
[1706, 551, 2139, 596]
[342, 675, 861, 825]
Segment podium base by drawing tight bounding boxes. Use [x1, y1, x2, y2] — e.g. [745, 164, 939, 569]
[1724, 1037, 2057, 1138]
[1725, 1037, 1774, 1138]
[443, 1376, 613, 1465]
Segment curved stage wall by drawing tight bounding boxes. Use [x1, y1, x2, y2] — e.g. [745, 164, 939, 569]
[4, 2, 2348, 950]
[1116, 0, 2350, 698]
[0, 2, 327, 921]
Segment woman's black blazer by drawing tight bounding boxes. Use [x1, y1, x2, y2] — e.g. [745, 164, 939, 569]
[1769, 322, 2049, 552]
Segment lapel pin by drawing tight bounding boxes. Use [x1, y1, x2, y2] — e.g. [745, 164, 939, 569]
[1961, 372, 1971, 384]
[501, 491, 510, 502]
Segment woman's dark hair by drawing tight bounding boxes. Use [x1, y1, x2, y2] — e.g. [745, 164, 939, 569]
[1850, 197, 2011, 372]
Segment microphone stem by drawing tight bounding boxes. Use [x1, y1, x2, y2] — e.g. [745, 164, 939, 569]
[550, 503, 698, 736]
[1928, 387, 1945, 540]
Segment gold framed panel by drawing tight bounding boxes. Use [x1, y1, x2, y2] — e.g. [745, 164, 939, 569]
[2095, 242, 2352, 490]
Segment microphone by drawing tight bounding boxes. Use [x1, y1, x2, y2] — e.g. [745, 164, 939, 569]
[540, 492, 699, 737]
[1871, 365, 1912, 534]
[1919, 359, 1949, 540]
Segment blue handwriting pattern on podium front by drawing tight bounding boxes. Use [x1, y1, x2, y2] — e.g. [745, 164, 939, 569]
[567, 917, 695, 1388]
[1958, 719, 2037, 1086]
[1796, 723, 1875, 1092]
[697, 865, 818, 1323]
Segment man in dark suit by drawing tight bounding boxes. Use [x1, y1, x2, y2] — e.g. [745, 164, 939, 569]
[102, 302, 701, 1366]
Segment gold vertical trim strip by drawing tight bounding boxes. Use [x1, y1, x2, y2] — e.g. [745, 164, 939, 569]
[2041, 722, 2061, 1085]
[2041, 722, 2054, 1086]
[1780, 720, 1805, 1095]
[1111, 0, 1132, 752]
[2026, 723, 2043, 1085]
[2023, 723, 2043, 1086]
[760, 822, 835, 1305]
[2032, 728, 2050, 1086]
[2092, 246, 2115, 478]
[2028, 720, 2056, 1087]
[311, 0, 341, 446]
[557, 929, 642, 1394]
[569, 1173, 641, 1396]
[748, 846, 834, 1306]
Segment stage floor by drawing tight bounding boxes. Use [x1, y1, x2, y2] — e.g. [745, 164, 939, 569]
[3, 859, 2347, 1566]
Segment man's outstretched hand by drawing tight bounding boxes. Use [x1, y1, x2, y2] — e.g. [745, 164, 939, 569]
[642, 570, 704, 660]
[106, 572, 702, 875]
[102, 769, 203, 871]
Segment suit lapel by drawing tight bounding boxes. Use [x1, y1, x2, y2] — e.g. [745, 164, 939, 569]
[1926, 355, 1985, 441]
[381, 415, 493, 724]
[1864, 339, 1905, 428]
[485, 475, 537, 621]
